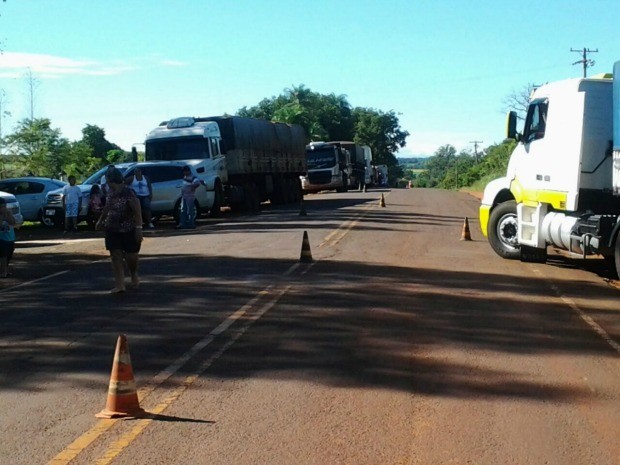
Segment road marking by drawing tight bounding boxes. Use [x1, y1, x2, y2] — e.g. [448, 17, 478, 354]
[47, 265, 295, 465]
[318, 201, 376, 249]
[93, 285, 291, 464]
[1, 270, 70, 293]
[47, 196, 377, 463]
[531, 266, 620, 356]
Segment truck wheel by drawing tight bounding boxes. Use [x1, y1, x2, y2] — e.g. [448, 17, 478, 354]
[488, 200, 520, 260]
[209, 181, 223, 218]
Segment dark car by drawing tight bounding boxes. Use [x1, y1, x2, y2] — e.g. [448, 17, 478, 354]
[0, 177, 67, 222]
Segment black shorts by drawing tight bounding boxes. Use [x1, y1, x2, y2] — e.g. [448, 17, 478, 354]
[105, 230, 141, 254]
[137, 196, 151, 210]
[0, 240, 14, 261]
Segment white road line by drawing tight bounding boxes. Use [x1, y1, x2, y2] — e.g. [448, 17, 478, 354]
[531, 266, 620, 356]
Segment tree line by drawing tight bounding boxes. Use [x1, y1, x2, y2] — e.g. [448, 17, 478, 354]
[0, 84, 410, 183]
[0, 82, 517, 190]
[403, 140, 516, 191]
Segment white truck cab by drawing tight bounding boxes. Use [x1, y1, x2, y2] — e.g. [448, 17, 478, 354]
[480, 62, 620, 277]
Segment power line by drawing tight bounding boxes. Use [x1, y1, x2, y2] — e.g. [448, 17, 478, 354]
[571, 47, 598, 78]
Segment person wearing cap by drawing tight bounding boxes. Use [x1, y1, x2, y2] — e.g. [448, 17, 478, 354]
[0, 197, 16, 278]
[95, 167, 143, 293]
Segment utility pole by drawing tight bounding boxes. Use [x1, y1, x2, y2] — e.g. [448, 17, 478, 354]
[571, 47, 598, 78]
[469, 140, 483, 163]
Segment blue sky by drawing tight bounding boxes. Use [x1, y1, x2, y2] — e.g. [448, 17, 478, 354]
[0, 0, 619, 157]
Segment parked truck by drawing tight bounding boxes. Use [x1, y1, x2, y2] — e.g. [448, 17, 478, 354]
[144, 116, 306, 213]
[335, 141, 367, 190]
[480, 61, 620, 278]
[301, 141, 352, 193]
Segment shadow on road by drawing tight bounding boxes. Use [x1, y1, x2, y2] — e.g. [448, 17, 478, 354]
[1, 249, 617, 405]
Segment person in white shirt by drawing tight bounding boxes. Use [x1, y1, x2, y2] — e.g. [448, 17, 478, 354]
[63, 175, 82, 232]
[130, 168, 154, 228]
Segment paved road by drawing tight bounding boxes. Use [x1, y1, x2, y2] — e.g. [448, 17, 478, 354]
[1, 188, 619, 465]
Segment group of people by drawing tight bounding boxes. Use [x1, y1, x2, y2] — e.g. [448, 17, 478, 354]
[2, 164, 205, 293]
[62, 167, 155, 233]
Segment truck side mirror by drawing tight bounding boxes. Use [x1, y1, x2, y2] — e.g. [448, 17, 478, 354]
[506, 111, 519, 140]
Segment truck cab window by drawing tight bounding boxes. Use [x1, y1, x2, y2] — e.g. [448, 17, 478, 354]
[523, 99, 548, 143]
[209, 138, 219, 157]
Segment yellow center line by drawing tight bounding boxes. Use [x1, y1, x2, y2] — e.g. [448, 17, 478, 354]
[48, 194, 386, 464]
[94, 286, 291, 465]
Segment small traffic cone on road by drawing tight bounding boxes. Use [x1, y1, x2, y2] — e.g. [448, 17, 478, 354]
[380, 193, 386, 207]
[299, 198, 307, 216]
[460, 217, 472, 241]
[299, 230, 313, 263]
[96, 334, 145, 419]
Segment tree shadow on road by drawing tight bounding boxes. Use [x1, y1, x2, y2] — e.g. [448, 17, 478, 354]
[1, 250, 617, 406]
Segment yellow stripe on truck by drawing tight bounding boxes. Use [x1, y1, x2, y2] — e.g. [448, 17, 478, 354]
[479, 205, 490, 237]
[511, 179, 568, 210]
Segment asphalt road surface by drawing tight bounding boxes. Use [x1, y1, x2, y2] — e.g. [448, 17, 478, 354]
[1, 187, 619, 465]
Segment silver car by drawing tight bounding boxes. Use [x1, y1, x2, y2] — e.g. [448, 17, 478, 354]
[0, 190, 24, 227]
[41, 161, 211, 226]
[0, 177, 67, 222]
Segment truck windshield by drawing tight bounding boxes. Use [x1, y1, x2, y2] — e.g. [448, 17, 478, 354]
[146, 137, 209, 161]
[306, 148, 337, 170]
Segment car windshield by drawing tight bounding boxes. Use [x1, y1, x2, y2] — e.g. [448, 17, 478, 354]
[82, 164, 132, 185]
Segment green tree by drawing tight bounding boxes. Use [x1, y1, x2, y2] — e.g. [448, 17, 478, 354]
[3, 118, 66, 177]
[81, 124, 122, 160]
[237, 85, 410, 186]
[105, 149, 131, 164]
[3, 118, 101, 179]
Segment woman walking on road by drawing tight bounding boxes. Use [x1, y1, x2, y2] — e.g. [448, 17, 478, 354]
[95, 167, 143, 294]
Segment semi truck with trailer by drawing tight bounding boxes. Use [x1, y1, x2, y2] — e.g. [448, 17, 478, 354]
[144, 116, 306, 213]
[479, 61, 620, 278]
[301, 141, 352, 193]
[336, 141, 367, 190]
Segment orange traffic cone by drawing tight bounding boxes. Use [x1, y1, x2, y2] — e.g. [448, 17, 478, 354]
[300, 230, 313, 263]
[299, 198, 307, 216]
[380, 193, 386, 207]
[460, 217, 472, 241]
[96, 334, 145, 419]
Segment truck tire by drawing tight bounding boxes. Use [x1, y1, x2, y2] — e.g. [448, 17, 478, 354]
[488, 200, 520, 260]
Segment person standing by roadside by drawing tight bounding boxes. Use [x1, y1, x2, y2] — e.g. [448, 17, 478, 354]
[130, 167, 154, 229]
[177, 165, 203, 229]
[63, 175, 82, 232]
[0, 197, 16, 278]
[95, 167, 143, 294]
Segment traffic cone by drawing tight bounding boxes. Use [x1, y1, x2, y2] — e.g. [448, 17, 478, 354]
[460, 217, 472, 241]
[299, 198, 307, 216]
[300, 230, 313, 263]
[380, 193, 386, 207]
[96, 334, 145, 419]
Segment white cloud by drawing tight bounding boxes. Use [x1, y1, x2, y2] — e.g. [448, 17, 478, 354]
[0, 52, 135, 77]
